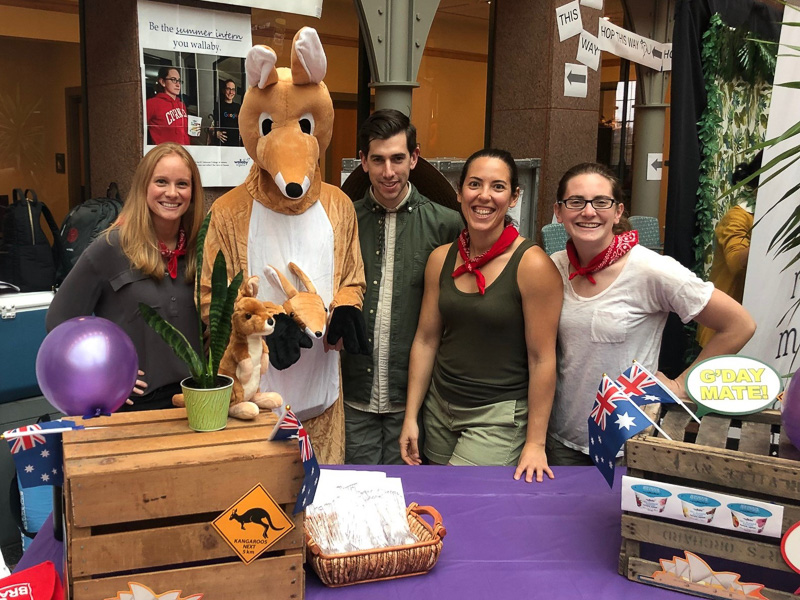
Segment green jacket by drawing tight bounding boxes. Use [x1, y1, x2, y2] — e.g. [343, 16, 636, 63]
[342, 184, 463, 410]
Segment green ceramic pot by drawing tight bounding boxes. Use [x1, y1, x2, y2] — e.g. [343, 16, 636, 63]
[181, 375, 233, 432]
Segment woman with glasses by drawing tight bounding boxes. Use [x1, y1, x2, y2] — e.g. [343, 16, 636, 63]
[546, 162, 755, 465]
[146, 66, 190, 145]
[399, 149, 563, 483]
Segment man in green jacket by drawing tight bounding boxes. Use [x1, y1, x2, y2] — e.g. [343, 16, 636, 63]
[342, 109, 463, 464]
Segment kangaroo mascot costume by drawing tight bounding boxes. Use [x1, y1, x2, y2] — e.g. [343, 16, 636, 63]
[201, 28, 369, 464]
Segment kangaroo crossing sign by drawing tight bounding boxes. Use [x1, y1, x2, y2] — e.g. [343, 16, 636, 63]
[213, 483, 295, 564]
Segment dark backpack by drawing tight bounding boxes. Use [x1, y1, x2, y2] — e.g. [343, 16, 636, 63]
[0, 189, 63, 292]
[56, 183, 123, 284]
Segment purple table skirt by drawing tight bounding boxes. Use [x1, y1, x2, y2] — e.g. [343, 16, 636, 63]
[17, 465, 688, 599]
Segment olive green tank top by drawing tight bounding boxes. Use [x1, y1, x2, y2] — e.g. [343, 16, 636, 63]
[431, 238, 535, 406]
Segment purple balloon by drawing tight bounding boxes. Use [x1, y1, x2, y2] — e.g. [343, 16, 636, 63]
[782, 371, 800, 450]
[36, 316, 138, 419]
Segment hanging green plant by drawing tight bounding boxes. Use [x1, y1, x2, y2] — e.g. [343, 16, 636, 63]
[694, 13, 776, 279]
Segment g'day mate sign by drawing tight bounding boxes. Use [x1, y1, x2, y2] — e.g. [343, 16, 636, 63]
[685, 356, 783, 417]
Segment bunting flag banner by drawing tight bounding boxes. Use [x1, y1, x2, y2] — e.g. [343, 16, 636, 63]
[617, 361, 701, 424]
[4, 420, 84, 488]
[588, 376, 656, 487]
[268, 408, 320, 514]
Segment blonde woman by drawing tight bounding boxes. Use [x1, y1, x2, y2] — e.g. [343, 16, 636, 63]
[47, 143, 205, 410]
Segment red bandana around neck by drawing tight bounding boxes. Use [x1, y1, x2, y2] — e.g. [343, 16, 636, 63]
[566, 230, 638, 284]
[452, 224, 519, 295]
[158, 227, 187, 279]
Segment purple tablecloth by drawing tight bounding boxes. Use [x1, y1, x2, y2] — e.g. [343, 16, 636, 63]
[17, 465, 687, 599]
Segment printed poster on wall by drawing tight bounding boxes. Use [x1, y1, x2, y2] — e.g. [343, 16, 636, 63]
[598, 18, 666, 71]
[741, 5, 800, 378]
[138, 0, 253, 187]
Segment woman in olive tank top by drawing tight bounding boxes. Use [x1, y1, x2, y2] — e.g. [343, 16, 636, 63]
[399, 149, 563, 483]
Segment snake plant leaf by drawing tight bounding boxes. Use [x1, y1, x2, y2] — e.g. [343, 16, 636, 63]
[212, 269, 244, 379]
[138, 303, 204, 380]
[208, 251, 243, 379]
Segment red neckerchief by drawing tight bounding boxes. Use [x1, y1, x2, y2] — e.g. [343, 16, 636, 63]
[452, 224, 519, 295]
[158, 227, 186, 279]
[566, 230, 638, 284]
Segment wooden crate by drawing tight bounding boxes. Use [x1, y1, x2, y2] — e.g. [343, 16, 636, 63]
[62, 409, 305, 600]
[620, 404, 800, 600]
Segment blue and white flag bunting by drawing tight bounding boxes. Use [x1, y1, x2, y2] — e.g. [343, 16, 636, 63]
[4, 420, 84, 488]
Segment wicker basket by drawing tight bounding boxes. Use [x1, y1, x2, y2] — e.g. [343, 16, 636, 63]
[305, 502, 446, 587]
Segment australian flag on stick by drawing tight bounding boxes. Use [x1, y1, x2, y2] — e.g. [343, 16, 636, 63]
[616, 360, 700, 424]
[588, 375, 658, 487]
[268, 407, 320, 514]
[4, 420, 84, 488]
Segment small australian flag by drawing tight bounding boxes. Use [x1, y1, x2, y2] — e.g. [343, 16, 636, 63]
[588, 375, 653, 487]
[5, 420, 83, 488]
[268, 408, 320, 514]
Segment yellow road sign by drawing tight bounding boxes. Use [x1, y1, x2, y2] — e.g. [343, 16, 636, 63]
[212, 483, 295, 564]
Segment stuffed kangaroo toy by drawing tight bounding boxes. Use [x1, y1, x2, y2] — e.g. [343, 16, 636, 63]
[219, 275, 284, 420]
[199, 27, 369, 463]
[173, 276, 284, 419]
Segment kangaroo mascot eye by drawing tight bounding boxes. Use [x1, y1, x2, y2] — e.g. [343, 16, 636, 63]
[298, 113, 314, 135]
[259, 112, 274, 136]
[199, 27, 369, 464]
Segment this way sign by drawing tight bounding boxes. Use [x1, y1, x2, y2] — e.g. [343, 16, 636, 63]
[647, 153, 663, 180]
[564, 63, 588, 98]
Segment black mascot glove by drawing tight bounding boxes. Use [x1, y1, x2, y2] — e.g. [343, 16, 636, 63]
[266, 312, 312, 370]
[326, 305, 371, 355]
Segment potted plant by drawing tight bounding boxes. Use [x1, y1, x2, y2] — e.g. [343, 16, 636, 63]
[139, 212, 243, 431]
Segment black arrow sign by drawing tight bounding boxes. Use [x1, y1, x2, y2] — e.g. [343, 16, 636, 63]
[651, 158, 663, 170]
[567, 70, 586, 85]
[653, 48, 663, 59]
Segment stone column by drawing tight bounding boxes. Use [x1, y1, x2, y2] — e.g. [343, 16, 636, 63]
[82, 0, 142, 199]
[488, 0, 601, 235]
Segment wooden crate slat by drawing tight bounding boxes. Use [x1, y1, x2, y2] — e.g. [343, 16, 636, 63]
[64, 423, 278, 460]
[694, 414, 730, 448]
[66, 438, 296, 477]
[69, 511, 303, 578]
[68, 452, 302, 527]
[63, 410, 277, 446]
[658, 409, 693, 441]
[69, 553, 304, 600]
[626, 557, 796, 600]
[622, 514, 791, 573]
[738, 420, 772, 456]
[626, 437, 800, 501]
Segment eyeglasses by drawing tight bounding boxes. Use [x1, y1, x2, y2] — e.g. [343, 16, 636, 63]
[225, 87, 236, 92]
[558, 196, 617, 210]
[164, 77, 182, 84]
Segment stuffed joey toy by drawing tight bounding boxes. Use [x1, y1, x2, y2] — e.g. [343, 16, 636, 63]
[200, 27, 369, 463]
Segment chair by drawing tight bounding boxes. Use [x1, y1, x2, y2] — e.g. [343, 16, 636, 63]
[628, 215, 662, 252]
[540, 223, 568, 255]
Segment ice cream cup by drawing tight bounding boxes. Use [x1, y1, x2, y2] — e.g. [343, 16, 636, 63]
[728, 503, 772, 534]
[678, 493, 721, 523]
[631, 484, 671, 513]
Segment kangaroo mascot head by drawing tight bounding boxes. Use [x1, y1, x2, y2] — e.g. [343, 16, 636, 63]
[240, 28, 333, 215]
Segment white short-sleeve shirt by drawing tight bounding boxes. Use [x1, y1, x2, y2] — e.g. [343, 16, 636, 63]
[549, 244, 714, 453]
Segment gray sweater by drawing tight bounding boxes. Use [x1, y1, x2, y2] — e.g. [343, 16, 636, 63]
[46, 229, 200, 395]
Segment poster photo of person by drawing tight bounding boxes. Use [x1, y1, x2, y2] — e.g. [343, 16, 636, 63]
[138, 0, 252, 186]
